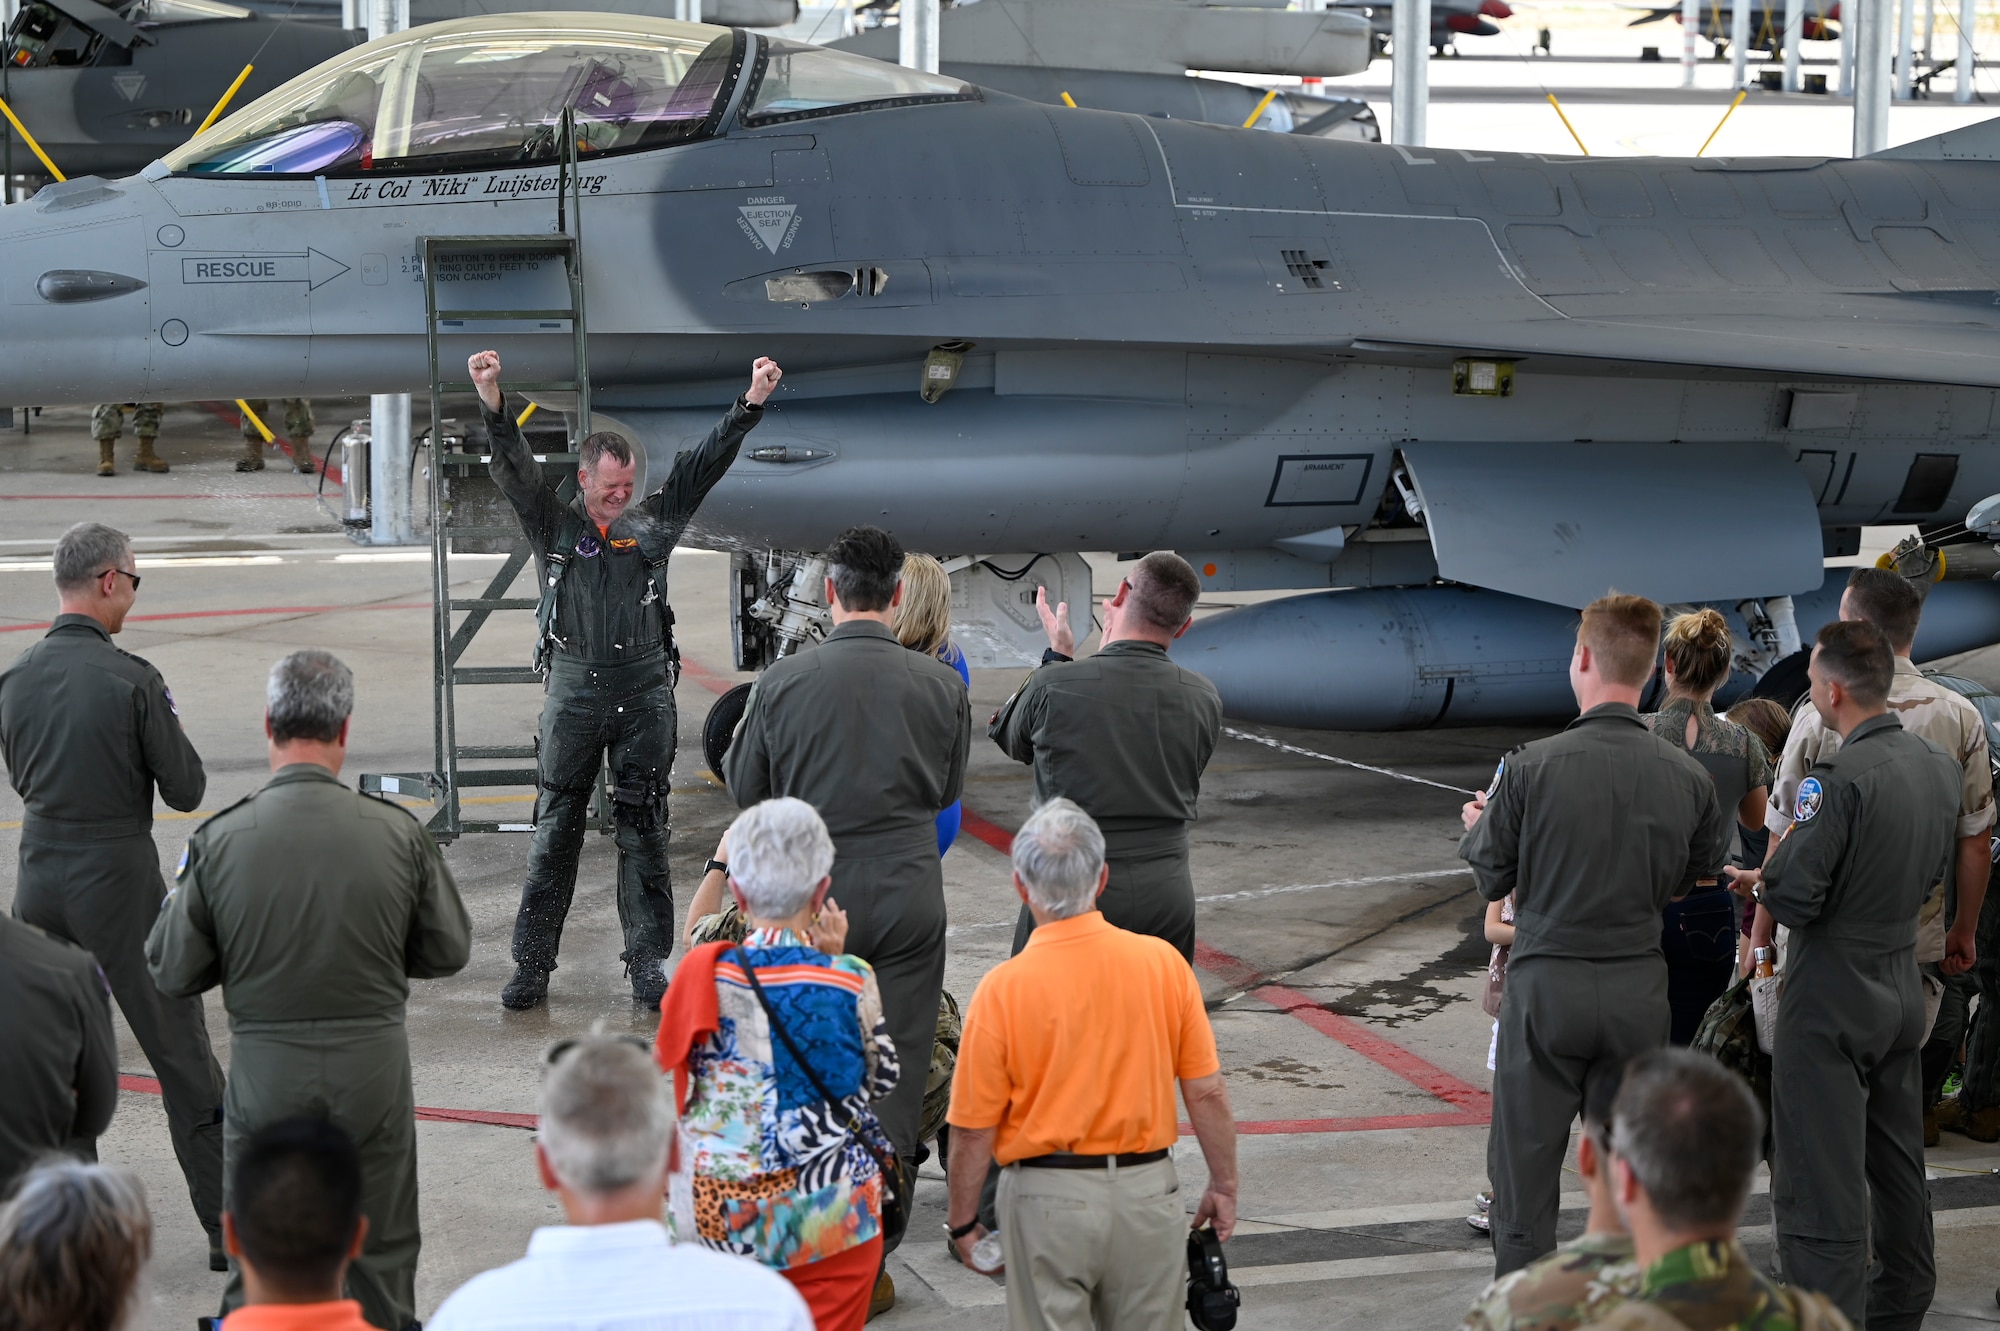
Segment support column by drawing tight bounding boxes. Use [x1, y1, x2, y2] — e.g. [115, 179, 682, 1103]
[1855, 0, 1892, 152]
[898, 0, 938, 73]
[1732, 0, 1752, 84]
[365, 0, 413, 547]
[1683, 0, 1702, 84]
[1391, 0, 1432, 145]
[1955, 0, 1975, 100]
[1896, 0, 1918, 95]
[1785, 0, 1807, 88]
[672, 0, 702, 20]
[369, 395, 413, 545]
[1840, 0, 1856, 93]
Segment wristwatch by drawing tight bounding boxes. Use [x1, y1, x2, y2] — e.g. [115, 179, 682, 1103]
[704, 859, 728, 877]
[1040, 648, 1073, 666]
[946, 1218, 981, 1240]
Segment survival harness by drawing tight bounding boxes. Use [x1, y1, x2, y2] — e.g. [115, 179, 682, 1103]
[534, 506, 680, 685]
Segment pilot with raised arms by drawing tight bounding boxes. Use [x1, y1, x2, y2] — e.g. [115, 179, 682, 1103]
[468, 348, 782, 1010]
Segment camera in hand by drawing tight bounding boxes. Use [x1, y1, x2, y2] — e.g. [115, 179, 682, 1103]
[1186, 1224, 1240, 1331]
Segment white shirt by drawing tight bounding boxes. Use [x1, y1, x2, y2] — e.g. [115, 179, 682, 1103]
[427, 1219, 813, 1331]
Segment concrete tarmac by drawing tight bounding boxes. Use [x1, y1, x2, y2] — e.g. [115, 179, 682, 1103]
[2, 401, 1996, 1330]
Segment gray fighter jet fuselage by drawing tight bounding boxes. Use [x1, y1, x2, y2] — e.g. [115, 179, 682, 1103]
[5, 14, 2000, 726]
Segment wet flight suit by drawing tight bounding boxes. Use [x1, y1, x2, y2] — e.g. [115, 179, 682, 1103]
[1460, 702, 1727, 1277]
[724, 619, 971, 1180]
[989, 639, 1222, 960]
[0, 914, 118, 1187]
[146, 762, 472, 1331]
[1758, 713, 1957, 1331]
[485, 395, 765, 998]
[0, 613, 226, 1248]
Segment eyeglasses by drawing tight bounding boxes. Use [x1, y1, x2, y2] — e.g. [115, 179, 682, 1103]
[103, 568, 141, 590]
[542, 1033, 651, 1066]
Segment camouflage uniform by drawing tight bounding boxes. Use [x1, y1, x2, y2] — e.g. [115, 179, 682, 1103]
[1577, 1239, 1851, 1331]
[90, 403, 168, 474]
[237, 398, 316, 473]
[1460, 1231, 1640, 1331]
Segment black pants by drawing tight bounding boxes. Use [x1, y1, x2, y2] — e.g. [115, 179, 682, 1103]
[512, 657, 676, 989]
[15, 831, 225, 1239]
[1663, 887, 1739, 1046]
[1489, 953, 1668, 1275]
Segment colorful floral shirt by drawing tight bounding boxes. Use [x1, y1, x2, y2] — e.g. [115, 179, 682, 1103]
[667, 929, 899, 1270]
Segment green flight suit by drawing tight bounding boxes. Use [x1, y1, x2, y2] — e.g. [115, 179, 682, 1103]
[484, 396, 764, 996]
[724, 618, 970, 1181]
[989, 639, 1222, 960]
[0, 914, 119, 1188]
[1759, 713, 1957, 1331]
[145, 764, 472, 1331]
[1460, 703, 1728, 1277]
[0, 614, 225, 1244]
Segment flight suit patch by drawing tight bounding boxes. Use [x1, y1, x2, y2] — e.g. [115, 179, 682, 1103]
[575, 533, 602, 559]
[1794, 776, 1824, 823]
[175, 840, 192, 880]
[609, 537, 638, 550]
[1487, 756, 1506, 797]
[164, 686, 179, 717]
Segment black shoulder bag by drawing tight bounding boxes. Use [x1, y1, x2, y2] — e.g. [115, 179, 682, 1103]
[729, 946, 910, 1245]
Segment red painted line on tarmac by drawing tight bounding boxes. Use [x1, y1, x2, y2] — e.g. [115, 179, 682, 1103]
[0, 602, 430, 633]
[119, 1073, 538, 1130]
[958, 808, 1016, 855]
[678, 654, 744, 697]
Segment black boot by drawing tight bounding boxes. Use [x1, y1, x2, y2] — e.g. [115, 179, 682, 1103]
[501, 964, 550, 1010]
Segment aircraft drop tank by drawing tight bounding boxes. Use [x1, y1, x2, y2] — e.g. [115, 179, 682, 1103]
[1170, 573, 2000, 731]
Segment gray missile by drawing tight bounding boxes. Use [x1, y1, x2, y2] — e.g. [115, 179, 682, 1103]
[1171, 573, 2000, 731]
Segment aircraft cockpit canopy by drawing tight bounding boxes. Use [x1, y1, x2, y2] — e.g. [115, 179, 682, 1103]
[160, 14, 973, 178]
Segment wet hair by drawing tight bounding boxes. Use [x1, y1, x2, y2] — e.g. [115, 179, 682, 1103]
[52, 522, 131, 593]
[267, 650, 354, 744]
[893, 553, 955, 660]
[826, 526, 904, 613]
[1662, 608, 1735, 697]
[726, 797, 834, 920]
[538, 1038, 673, 1194]
[1577, 593, 1662, 689]
[1725, 697, 1792, 758]
[229, 1118, 362, 1297]
[1844, 566, 1923, 652]
[0, 1160, 151, 1331]
[1610, 1049, 1763, 1231]
[579, 431, 634, 474]
[1012, 798, 1106, 919]
[1813, 619, 1894, 705]
[1125, 552, 1201, 633]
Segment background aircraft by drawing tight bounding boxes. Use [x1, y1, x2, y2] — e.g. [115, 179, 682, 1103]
[1625, 0, 1839, 55]
[6, 13, 2000, 730]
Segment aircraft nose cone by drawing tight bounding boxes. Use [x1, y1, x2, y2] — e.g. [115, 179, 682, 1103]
[35, 269, 148, 303]
[1480, 0, 1514, 17]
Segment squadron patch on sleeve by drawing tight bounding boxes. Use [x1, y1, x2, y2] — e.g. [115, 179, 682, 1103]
[1794, 775, 1824, 823]
[175, 840, 192, 881]
[163, 686, 179, 717]
[1486, 756, 1507, 798]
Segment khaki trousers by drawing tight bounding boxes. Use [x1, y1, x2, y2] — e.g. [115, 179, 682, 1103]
[997, 1156, 1184, 1331]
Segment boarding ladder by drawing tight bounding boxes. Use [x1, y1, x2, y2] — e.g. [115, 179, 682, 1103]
[362, 116, 600, 843]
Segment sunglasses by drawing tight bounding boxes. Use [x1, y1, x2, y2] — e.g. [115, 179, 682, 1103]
[104, 568, 141, 590]
[542, 1033, 651, 1066]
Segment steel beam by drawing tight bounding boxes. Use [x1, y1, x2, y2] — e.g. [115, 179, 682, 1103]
[899, 0, 939, 73]
[1855, 0, 1892, 152]
[1391, 0, 1431, 145]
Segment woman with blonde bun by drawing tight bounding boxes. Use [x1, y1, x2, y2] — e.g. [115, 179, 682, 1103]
[893, 554, 971, 856]
[1644, 608, 1775, 1044]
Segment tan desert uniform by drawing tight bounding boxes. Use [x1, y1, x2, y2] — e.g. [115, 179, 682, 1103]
[146, 764, 472, 1331]
[1766, 657, 1995, 972]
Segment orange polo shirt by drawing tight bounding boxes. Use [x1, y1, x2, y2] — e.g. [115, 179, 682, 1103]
[947, 911, 1220, 1164]
[222, 1301, 372, 1331]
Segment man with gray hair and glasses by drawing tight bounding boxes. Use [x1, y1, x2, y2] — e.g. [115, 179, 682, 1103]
[148, 650, 472, 1331]
[427, 1037, 812, 1331]
[0, 520, 225, 1271]
[945, 798, 1238, 1331]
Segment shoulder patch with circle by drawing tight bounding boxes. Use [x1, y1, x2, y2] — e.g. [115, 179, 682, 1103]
[1794, 776, 1824, 823]
[1488, 756, 1507, 797]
